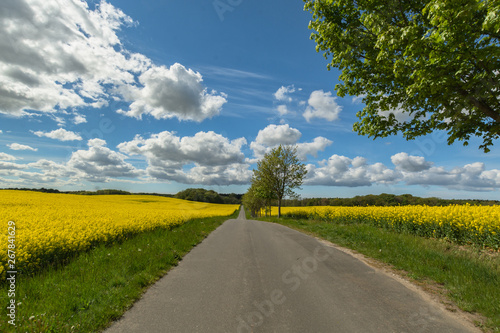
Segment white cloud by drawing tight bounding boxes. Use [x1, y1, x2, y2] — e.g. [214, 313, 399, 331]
[0, 0, 226, 122]
[0, 161, 27, 170]
[2, 159, 79, 187]
[296, 137, 333, 160]
[0, 139, 141, 185]
[73, 114, 87, 124]
[274, 85, 296, 102]
[148, 163, 252, 186]
[67, 138, 141, 182]
[117, 63, 227, 122]
[305, 151, 500, 191]
[368, 162, 402, 184]
[7, 143, 37, 151]
[304, 90, 342, 122]
[388, 154, 500, 191]
[119, 131, 247, 167]
[378, 105, 414, 123]
[32, 128, 83, 141]
[352, 94, 366, 104]
[391, 152, 433, 172]
[196, 66, 271, 80]
[254, 124, 302, 146]
[305, 154, 400, 187]
[0, 152, 17, 161]
[250, 124, 301, 159]
[249, 124, 332, 161]
[401, 162, 500, 191]
[276, 105, 289, 116]
[29, 159, 77, 179]
[1, 142, 499, 192]
[118, 131, 250, 185]
[0, 0, 134, 116]
[352, 96, 413, 123]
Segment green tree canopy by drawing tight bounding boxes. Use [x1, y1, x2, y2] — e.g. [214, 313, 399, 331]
[305, 0, 500, 152]
[251, 145, 307, 217]
[242, 184, 267, 217]
[175, 188, 223, 204]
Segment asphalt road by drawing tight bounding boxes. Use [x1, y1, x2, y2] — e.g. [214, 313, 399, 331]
[105, 207, 479, 333]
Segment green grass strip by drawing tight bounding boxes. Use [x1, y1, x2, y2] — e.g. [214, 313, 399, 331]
[0, 209, 238, 333]
[261, 216, 500, 332]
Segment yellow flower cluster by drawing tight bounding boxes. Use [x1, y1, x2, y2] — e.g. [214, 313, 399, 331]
[0, 190, 238, 277]
[276, 205, 500, 248]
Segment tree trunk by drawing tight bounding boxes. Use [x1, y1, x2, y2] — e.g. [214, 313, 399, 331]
[278, 198, 281, 218]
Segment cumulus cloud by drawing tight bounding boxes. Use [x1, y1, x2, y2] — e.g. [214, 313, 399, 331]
[73, 114, 87, 124]
[0, 0, 226, 122]
[67, 138, 141, 182]
[0, 152, 17, 161]
[0, 139, 141, 186]
[352, 96, 413, 123]
[1, 158, 80, 187]
[7, 143, 37, 151]
[117, 64, 227, 121]
[400, 162, 500, 191]
[32, 128, 83, 141]
[276, 105, 289, 116]
[119, 131, 246, 166]
[304, 90, 342, 122]
[296, 137, 333, 160]
[0, 0, 134, 116]
[118, 131, 251, 185]
[274, 85, 296, 102]
[1, 141, 500, 191]
[304, 151, 500, 191]
[378, 105, 414, 123]
[3, 132, 249, 186]
[273, 85, 304, 117]
[391, 152, 433, 172]
[390, 154, 500, 191]
[254, 124, 302, 147]
[148, 163, 252, 186]
[249, 124, 332, 161]
[28, 159, 77, 180]
[306, 154, 401, 187]
[0, 161, 27, 170]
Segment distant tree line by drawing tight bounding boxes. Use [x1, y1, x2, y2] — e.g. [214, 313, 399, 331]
[3, 188, 134, 195]
[281, 193, 499, 207]
[175, 188, 242, 204]
[70, 189, 132, 195]
[1, 187, 241, 203]
[4, 188, 497, 207]
[4, 187, 64, 194]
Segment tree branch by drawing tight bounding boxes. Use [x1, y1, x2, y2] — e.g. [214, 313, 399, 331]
[458, 88, 500, 124]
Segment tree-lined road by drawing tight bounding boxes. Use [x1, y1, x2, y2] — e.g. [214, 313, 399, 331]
[105, 208, 478, 332]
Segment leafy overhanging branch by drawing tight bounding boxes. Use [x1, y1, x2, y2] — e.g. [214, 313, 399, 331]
[305, 0, 500, 152]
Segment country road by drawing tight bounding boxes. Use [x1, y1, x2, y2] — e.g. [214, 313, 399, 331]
[105, 207, 479, 333]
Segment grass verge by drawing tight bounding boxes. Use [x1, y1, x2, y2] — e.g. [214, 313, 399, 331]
[0, 209, 238, 333]
[258, 215, 500, 332]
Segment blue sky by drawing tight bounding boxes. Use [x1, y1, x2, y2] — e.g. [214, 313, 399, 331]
[0, 0, 499, 199]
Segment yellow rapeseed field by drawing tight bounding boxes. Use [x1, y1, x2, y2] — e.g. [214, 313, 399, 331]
[0, 190, 238, 278]
[272, 205, 500, 249]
